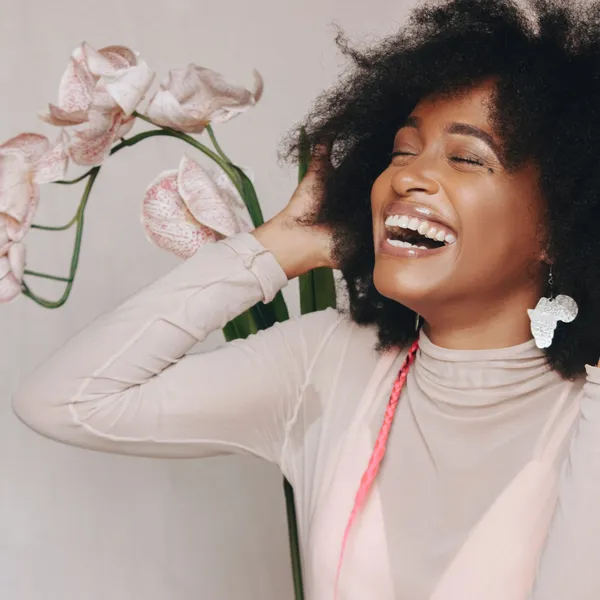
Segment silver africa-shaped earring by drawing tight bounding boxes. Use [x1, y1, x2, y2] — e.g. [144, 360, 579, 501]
[527, 267, 578, 349]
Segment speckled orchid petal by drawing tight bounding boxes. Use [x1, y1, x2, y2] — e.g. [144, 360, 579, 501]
[39, 50, 95, 126]
[212, 167, 252, 232]
[100, 45, 137, 67]
[1, 133, 50, 164]
[0, 151, 33, 224]
[177, 155, 242, 237]
[213, 166, 246, 210]
[40, 104, 88, 127]
[0, 242, 25, 303]
[207, 69, 264, 123]
[142, 170, 218, 259]
[60, 48, 96, 111]
[115, 114, 135, 139]
[145, 65, 262, 132]
[40, 42, 151, 162]
[68, 112, 120, 166]
[0, 216, 10, 255]
[85, 44, 154, 116]
[6, 188, 39, 242]
[146, 87, 207, 133]
[33, 132, 69, 184]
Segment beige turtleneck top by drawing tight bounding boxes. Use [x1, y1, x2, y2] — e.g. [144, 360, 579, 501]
[11, 233, 600, 599]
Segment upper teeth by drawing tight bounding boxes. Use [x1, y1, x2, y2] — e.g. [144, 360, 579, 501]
[384, 214, 457, 244]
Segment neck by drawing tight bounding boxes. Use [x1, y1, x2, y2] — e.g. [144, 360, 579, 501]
[421, 286, 541, 350]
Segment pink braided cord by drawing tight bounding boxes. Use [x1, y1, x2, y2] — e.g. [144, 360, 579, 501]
[333, 340, 419, 599]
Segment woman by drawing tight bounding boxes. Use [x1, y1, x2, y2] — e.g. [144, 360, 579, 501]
[12, 0, 600, 598]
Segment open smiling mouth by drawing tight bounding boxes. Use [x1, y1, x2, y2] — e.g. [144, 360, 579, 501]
[384, 215, 457, 251]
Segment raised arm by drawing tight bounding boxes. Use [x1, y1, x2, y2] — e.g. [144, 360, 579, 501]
[12, 146, 338, 463]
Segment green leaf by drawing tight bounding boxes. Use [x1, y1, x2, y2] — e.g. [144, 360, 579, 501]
[299, 267, 337, 315]
[231, 165, 265, 229]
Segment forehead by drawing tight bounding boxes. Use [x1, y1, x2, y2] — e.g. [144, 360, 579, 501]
[407, 82, 496, 133]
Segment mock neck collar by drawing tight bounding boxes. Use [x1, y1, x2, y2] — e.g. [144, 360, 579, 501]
[412, 330, 562, 407]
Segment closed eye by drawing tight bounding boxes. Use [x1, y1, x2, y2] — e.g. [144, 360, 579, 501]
[450, 155, 484, 166]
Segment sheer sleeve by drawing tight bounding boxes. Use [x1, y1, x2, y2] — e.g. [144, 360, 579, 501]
[12, 233, 340, 464]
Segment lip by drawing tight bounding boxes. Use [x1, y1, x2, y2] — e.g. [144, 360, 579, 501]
[383, 200, 457, 234]
[379, 237, 451, 258]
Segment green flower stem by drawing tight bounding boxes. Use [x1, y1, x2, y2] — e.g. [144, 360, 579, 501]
[31, 212, 79, 232]
[132, 112, 243, 189]
[206, 124, 231, 163]
[23, 167, 99, 309]
[25, 118, 287, 323]
[23, 270, 72, 283]
[54, 169, 96, 185]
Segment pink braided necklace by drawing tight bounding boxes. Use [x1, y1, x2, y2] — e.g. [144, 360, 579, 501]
[334, 339, 420, 599]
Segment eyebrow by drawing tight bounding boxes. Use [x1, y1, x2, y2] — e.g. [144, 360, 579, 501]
[402, 116, 503, 160]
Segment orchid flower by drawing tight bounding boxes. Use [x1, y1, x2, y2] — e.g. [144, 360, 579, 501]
[40, 43, 154, 166]
[146, 65, 263, 133]
[0, 133, 68, 242]
[142, 155, 251, 258]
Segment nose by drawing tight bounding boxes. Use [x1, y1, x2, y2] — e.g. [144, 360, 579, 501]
[390, 159, 440, 197]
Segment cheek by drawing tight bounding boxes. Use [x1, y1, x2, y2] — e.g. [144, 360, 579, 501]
[458, 185, 544, 268]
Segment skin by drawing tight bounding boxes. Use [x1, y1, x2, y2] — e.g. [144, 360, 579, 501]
[254, 81, 551, 351]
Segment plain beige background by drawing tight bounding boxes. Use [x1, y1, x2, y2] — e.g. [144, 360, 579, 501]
[1, 0, 414, 598]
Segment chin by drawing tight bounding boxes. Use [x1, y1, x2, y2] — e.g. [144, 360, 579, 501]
[372, 252, 452, 311]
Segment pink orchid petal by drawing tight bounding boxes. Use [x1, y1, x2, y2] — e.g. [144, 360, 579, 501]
[213, 167, 246, 209]
[98, 45, 137, 70]
[0, 268, 21, 302]
[205, 71, 263, 124]
[166, 66, 204, 104]
[142, 170, 218, 258]
[146, 88, 207, 133]
[250, 69, 264, 103]
[57, 51, 95, 114]
[83, 43, 123, 76]
[0, 216, 10, 254]
[69, 113, 119, 166]
[1, 133, 50, 164]
[147, 67, 217, 129]
[0, 152, 27, 195]
[39, 104, 89, 126]
[89, 80, 120, 114]
[102, 61, 154, 116]
[190, 67, 263, 124]
[82, 44, 153, 115]
[33, 133, 69, 184]
[0, 243, 25, 302]
[0, 272, 21, 301]
[177, 155, 242, 237]
[115, 114, 135, 139]
[6, 187, 39, 242]
[0, 152, 35, 225]
[8, 241, 25, 280]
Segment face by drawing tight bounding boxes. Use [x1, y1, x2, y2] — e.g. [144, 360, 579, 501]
[371, 82, 547, 328]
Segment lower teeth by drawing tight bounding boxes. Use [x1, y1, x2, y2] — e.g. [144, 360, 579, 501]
[387, 239, 428, 249]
